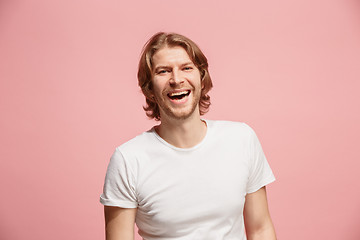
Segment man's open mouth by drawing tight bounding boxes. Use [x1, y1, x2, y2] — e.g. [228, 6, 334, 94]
[167, 90, 191, 100]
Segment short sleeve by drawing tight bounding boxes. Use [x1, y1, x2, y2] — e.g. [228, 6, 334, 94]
[245, 125, 276, 194]
[99, 148, 138, 208]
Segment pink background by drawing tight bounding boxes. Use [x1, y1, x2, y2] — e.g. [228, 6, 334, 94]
[1, 0, 360, 239]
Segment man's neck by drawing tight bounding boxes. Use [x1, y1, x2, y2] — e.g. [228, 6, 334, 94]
[155, 115, 207, 149]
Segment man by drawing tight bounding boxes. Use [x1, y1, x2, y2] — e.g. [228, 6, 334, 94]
[100, 32, 277, 240]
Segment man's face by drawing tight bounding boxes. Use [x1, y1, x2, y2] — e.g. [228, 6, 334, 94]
[151, 46, 203, 121]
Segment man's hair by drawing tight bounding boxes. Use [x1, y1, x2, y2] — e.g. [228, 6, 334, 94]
[137, 32, 213, 121]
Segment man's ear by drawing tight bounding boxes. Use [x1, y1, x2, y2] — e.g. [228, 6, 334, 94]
[148, 93, 156, 102]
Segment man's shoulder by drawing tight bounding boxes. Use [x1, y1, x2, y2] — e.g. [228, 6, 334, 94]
[205, 120, 260, 151]
[115, 128, 155, 153]
[207, 119, 256, 142]
[209, 119, 253, 132]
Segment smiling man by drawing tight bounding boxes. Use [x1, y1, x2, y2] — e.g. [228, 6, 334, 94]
[100, 32, 277, 240]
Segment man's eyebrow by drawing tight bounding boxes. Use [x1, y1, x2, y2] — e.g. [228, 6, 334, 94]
[180, 62, 195, 67]
[153, 62, 194, 72]
[153, 65, 169, 72]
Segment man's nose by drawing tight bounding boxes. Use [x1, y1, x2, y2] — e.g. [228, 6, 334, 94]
[169, 70, 184, 85]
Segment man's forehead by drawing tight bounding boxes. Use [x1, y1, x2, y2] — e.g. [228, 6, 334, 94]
[152, 46, 194, 66]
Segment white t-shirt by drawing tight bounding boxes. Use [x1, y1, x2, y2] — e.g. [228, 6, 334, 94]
[100, 120, 275, 240]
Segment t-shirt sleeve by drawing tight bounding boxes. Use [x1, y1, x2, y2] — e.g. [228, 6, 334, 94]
[99, 148, 138, 208]
[245, 124, 276, 194]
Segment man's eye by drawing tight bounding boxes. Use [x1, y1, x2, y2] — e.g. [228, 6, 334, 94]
[183, 67, 192, 71]
[157, 70, 167, 74]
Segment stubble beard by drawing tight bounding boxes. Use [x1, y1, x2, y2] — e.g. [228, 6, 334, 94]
[156, 89, 201, 121]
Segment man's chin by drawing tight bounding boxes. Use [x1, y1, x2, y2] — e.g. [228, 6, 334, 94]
[160, 106, 199, 121]
[165, 112, 193, 121]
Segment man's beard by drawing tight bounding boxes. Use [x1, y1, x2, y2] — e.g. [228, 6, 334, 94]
[156, 90, 201, 121]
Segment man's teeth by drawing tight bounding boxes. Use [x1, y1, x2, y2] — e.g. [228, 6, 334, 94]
[169, 91, 189, 97]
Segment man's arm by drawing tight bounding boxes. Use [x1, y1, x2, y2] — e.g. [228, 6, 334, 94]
[104, 206, 137, 240]
[244, 186, 277, 240]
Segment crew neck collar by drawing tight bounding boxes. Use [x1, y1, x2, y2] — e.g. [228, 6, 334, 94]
[151, 119, 211, 152]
